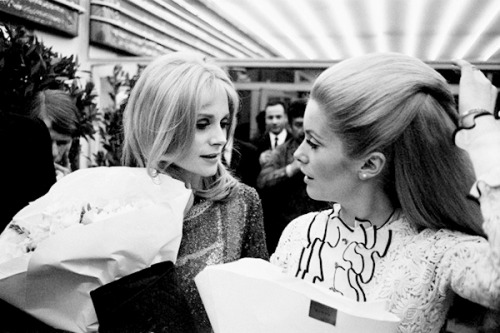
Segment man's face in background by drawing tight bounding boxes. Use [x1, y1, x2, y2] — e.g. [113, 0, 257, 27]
[290, 117, 304, 141]
[265, 104, 287, 134]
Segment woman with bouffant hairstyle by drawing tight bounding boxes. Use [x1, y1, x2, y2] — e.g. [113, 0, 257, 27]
[272, 53, 499, 332]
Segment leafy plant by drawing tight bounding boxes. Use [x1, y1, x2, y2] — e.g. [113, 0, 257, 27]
[67, 79, 101, 170]
[94, 64, 145, 166]
[0, 24, 76, 115]
[0, 23, 101, 170]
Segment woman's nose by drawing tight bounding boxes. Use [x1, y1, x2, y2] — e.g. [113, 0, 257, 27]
[210, 126, 227, 146]
[293, 140, 307, 164]
[293, 149, 301, 163]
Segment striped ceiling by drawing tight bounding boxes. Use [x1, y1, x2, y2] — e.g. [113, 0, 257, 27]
[167, 0, 500, 63]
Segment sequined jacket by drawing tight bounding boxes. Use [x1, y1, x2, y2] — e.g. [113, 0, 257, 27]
[176, 183, 269, 332]
[271, 115, 500, 333]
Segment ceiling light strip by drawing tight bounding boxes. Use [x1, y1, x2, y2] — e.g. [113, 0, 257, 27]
[183, 0, 279, 57]
[126, 0, 248, 58]
[91, 1, 220, 56]
[109, 0, 243, 58]
[404, 0, 428, 56]
[289, 0, 342, 60]
[89, 16, 207, 55]
[480, 36, 500, 61]
[203, 0, 297, 59]
[426, 0, 471, 60]
[453, 0, 500, 60]
[368, 0, 389, 53]
[245, 0, 315, 59]
[328, 0, 364, 57]
[151, 0, 262, 58]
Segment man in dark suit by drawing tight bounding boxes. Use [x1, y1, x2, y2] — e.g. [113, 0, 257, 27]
[226, 138, 261, 188]
[252, 101, 293, 251]
[253, 101, 291, 157]
[256, 99, 329, 252]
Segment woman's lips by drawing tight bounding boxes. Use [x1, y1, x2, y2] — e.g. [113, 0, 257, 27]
[302, 170, 313, 183]
[200, 153, 220, 163]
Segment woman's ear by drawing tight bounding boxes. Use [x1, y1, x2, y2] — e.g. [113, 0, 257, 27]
[358, 152, 386, 180]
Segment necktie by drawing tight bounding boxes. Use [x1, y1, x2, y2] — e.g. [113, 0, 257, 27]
[274, 136, 279, 149]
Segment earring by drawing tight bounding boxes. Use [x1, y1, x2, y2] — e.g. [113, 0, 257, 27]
[361, 173, 367, 179]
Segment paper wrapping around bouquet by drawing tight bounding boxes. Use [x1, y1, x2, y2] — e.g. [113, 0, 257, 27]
[195, 258, 400, 333]
[0, 167, 192, 333]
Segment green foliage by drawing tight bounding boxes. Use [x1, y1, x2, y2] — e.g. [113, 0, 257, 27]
[67, 80, 101, 170]
[94, 64, 145, 166]
[0, 23, 102, 170]
[0, 24, 76, 115]
[68, 79, 101, 141]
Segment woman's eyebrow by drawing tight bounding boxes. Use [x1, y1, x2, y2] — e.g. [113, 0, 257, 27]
[197, 112, 230, 119]
[305, 129, 324, 140]
[197, 113, 214, 118]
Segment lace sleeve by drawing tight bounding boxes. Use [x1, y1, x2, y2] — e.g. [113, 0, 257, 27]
[450, 115, 500, 308]
[270, 212, 324, 272]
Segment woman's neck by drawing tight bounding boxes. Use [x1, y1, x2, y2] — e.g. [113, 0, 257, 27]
[180, 172, 202, 191]
[166, 165, 202, 190]
[339, 189, 395, 228]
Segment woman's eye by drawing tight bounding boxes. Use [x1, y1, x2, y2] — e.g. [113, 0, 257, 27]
[221, 119, 230, 129]
[305, 138, 319, 150]
[196, 121, 209, 130]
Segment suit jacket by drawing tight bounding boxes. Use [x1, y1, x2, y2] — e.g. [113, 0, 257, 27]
[0, 113, 56, 230]
[229, 138, 260, 188]
[253, 131, 292, 155]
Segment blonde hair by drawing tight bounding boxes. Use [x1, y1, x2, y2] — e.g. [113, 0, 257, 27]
[311, 52, 484, 236]
[122, 52, 240, 201]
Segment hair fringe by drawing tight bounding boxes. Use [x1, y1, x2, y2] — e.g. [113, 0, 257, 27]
[121, 52, 241, 202]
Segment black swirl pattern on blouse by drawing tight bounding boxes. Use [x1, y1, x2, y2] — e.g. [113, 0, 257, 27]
[295, 208, 393, 301]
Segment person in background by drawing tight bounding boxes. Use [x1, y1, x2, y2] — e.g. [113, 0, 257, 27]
[253, 101, 291, 161]
[30, 89, 79, 180]
[0, 113, 56, 230]
[225, 137, 261, 188]
[223, 112, 261, 188]
[116, 52, 268, 332]
[257, 99, 329, 253]
[271, 53, 500, 333]
[253, 109, 267, 141]
[252, 101, 293, 243]
[0, 112, 59, 332]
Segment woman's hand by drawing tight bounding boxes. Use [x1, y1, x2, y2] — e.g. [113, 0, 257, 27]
[452, 59, 498, 126]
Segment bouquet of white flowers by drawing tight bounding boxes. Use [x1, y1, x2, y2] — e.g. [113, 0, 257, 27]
[0, 167, 192, 333]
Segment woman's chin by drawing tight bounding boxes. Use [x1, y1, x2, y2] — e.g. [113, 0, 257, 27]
[305, 188, 323, 202]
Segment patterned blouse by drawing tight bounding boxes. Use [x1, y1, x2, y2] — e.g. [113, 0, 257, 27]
[271, 115, 500, 333]
[176, 184, 269, 333]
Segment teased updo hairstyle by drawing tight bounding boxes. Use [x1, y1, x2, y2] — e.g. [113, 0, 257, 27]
[310, 52, 483, 236]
